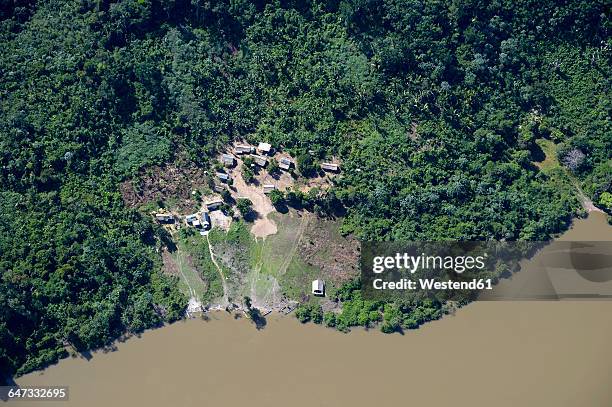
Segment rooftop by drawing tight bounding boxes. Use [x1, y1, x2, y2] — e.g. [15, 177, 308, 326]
[258, 142, 272, 152]
[321, 162, 339, 171]
[222, 154, 235, 164]
[251, 154, 268, 167]
[235, 144, 253, 154]
[279, 157, 292, 170]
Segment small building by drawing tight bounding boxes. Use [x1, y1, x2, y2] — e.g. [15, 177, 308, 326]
[213, 184, 225, 193]
[216, 172, 230, 182]
[312, 279, 325, 296]
[263, 184, 276, 194]
[257, 142, 272, 155]
[185, 214, 199, 226]
[321, 162, 339, 172]
[235, 144, 254, 154]
[222, 153, 235, 167]
[155, 213, 174, 223]
[206, 199, 223, 211]
[279, 157, 293, 170]
[201, 211, 211, 229]
[251, 154, 268, 167]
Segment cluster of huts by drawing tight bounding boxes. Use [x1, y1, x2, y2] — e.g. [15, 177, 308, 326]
[155, 198, 225, 235]
[234, 142, 280, 169]
[184, 212, 210, 233]
[216, 141, 339, 193]
[184, 198, 226, 235]
[216, 142, 295, 193]
[155, 142, 340, 230]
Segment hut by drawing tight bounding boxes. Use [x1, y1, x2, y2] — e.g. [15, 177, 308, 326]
[279, 157, 293, 170]
[222, 153, 235, 167]
[235, 144, 254, 154]
[251, 154, 268, 167]
[312, 280, 325, 296]
[206, 199, 223, 211]
[263, 184, 276, 194]
[216, 172, 230, 182]
[201, 211, 211, 229]
[213, 184, 225, 193]
[155, 213, 174, 223]
[257, 142, 272, 155]
[320, 162, 339, 172]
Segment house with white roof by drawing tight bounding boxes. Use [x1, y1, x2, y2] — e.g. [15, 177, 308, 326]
[312, 279, 325, 296]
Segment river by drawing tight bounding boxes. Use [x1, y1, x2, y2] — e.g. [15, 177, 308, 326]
[12, 212, 612, 406]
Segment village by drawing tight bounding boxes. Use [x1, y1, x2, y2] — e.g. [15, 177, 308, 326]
[152, 141, 340, 309]
[152, 140, 339, 237]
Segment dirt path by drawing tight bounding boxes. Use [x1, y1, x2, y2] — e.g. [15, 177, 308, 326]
[277, 214, 309, 276]
[175, 244, 196, 298]
[574, 181, 604, 213]
[248, 237, 266, 305]
[172, 242, 203, 315]
[206, 234, 230, 305]
[247, 237, 283, 310]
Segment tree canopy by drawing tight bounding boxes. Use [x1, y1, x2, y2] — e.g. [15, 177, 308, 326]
[1, 0, 610, 377]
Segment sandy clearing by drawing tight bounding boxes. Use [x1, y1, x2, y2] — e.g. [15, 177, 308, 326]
[254, 168, 294, 191]
[209, 209, 232, 231]
[250, 218, 278, 238]
[574, 182, 605, 213]
[221, 142, 336, 237]
[229, 162, 278, 238]
[296, 173, 334, 193]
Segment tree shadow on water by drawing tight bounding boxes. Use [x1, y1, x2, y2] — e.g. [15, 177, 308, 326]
[0, 376, 18, 401]
[247, 308, 267, 330]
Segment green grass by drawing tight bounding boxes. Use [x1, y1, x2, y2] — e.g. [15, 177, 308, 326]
[279, 256, 321, 299]
[183, 214, 347, 303]
[534, 139, 560, 171]
[176, 232, 224, 303]
[169, 244, 207, 300]
[254, 212, 322, 299]
[208, 213, 324, 301]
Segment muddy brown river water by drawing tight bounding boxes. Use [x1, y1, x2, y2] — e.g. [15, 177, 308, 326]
[12, 212, 612, 406]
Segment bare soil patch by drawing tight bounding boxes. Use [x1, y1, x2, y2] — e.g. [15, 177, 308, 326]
[227, 161, 278, 238]
[296, 174, 334, 193]
[250, 218, 278, 238]
[299, 216, 360, 284]
[120, 164, 208, 212]
[209, 209, 232, 231]
[255, 167, 295, 191]
[161, 249, 180, 277]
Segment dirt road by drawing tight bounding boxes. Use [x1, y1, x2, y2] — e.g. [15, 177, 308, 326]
[206, 234, 229, 305]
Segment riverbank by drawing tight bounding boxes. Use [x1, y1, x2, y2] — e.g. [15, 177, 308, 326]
[8, 211, 611, 406]
[13, 301, 612, 407]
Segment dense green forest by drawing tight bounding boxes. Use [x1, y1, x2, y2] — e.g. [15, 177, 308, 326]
[1, 0, 610, 377]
